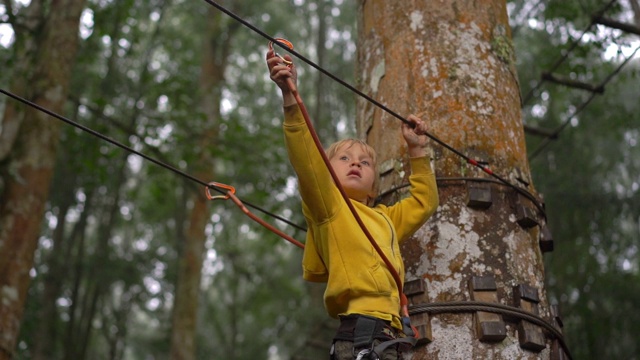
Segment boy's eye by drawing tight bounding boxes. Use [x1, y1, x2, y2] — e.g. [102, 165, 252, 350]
[340, 156, 349, 161]
[361, 160, 370, 166]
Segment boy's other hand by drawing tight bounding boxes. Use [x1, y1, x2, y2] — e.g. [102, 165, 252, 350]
[402, 115, 429, 157]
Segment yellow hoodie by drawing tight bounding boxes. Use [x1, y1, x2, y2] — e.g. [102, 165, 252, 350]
[283, 104, 439, 330]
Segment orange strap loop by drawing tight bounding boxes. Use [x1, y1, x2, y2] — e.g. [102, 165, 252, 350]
[268, 38, 294, 66]
[205, 182, 235, 200]
[204, 182, 305, 249]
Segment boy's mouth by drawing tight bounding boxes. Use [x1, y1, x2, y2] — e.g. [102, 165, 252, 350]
[347, 169, 361, 178]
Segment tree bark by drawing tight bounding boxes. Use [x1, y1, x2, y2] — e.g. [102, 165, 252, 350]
[0, 0, 87, 358]
[357, 1, 552, 358]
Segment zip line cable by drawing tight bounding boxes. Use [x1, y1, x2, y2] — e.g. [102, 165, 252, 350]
[201, 0, 546, 215]
[0, 0, 627, 246]
[9, 0, 627, 236]
[0, 88, 307, 233]
[16, 0, 626, 238]
[0, 0, 549, 240]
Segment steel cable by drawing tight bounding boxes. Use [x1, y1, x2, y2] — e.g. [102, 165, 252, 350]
[410, 301, 572, 359]
[0, 88, 306, 232]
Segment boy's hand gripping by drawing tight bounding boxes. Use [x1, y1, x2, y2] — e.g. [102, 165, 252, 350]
[266, 38, 297, 94]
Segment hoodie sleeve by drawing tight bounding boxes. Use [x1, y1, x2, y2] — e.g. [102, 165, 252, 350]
[383, 156, 439, 242]
[283, 104, 343, 224]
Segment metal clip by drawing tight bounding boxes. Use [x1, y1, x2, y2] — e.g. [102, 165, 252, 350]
[355, 348, 372, 360]
[205, 182, 235, 201]
[268, 38, 294, 66]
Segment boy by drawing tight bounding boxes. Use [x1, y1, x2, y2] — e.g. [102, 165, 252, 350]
[266, 50, 439, 359]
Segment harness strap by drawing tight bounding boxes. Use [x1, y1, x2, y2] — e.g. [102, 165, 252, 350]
[336, 315, 416, 358]
[368, 316, 417, 357]
[372, 336, 417, 357]
[353, 316, 379, 350]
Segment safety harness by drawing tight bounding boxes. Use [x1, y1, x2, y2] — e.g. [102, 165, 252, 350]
[330, 314, 418, 359]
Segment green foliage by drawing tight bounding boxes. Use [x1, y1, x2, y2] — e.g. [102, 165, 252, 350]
[511, 0, 640, 358]
[531, 69, 640, 359]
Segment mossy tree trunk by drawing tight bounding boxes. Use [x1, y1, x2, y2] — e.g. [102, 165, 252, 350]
[357, 1, 555, 358]
[0, 0, 87, 358]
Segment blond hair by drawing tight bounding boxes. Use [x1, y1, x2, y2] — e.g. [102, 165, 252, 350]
[325, 139, 379, 201]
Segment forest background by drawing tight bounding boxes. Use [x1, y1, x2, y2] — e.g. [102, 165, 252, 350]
[0, 0, 639, 359]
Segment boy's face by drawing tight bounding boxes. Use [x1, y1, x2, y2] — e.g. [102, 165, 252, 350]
[329, 143, 376, 204]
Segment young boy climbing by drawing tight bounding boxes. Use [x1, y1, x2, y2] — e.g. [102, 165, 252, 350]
[266, 50, 439, 359]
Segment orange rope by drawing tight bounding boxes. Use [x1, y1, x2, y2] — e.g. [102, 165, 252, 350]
[205, 182, 304, 249]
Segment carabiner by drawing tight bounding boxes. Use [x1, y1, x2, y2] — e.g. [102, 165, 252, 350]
[205, 182, 235, 201]
[354, 348, 377, 360]
[268, 38, 294, 66]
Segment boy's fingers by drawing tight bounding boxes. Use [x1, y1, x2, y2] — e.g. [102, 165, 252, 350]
[266, 50, 279, 65]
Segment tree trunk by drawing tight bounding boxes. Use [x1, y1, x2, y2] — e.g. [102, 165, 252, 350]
[61, 188, 93, 358]
[0, 0, 86, 358]
[168, 5, 234, 359]
[32, 159, 76, 360]
[357, 1, 554, 359]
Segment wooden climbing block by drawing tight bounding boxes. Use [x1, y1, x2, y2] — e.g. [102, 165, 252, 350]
[469, 276, 506, 342]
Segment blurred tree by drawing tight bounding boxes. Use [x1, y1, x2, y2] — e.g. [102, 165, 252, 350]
[0, 0, 87, 358]
[169, 2, 237, 359]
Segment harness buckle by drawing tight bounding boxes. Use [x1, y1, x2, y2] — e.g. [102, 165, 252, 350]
[354, 348, 378, 360]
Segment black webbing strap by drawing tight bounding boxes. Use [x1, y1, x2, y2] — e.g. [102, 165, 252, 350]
[353, 316, 379, 349]
[372, 336, 417, 356]
[352, 315, 418, 358]
[370, 317, 418, 357]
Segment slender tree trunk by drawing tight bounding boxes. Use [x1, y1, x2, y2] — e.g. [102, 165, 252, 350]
[169, 5, 235, 359]
[32, 161, 76, 360]
[358, 1, 553, 359]
[62, 189, 94, 359]
[0, 0, 87, 358]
